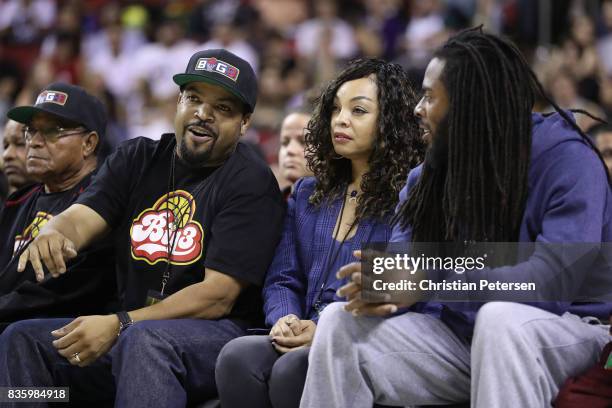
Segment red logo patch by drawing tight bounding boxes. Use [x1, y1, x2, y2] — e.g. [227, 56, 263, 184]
[130, 190, 204, 265]
[35, 90, 68, 106]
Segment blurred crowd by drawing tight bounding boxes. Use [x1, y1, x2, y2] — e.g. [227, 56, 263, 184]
[0, 0, 611, 170]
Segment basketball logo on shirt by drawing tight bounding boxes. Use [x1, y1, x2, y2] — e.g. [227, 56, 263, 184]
[13, 211, 53, 254]
[130, 190, 204, 265]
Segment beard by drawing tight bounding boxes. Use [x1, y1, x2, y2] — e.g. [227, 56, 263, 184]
[177, 122, 218, 169]
[177, 138, 215, 169]
[424, 115, 450, 172]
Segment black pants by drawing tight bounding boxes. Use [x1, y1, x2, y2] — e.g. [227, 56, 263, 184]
[215, 335, 309, 408]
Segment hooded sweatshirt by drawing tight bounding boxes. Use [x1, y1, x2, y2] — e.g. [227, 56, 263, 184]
[391, 112, 612, 339]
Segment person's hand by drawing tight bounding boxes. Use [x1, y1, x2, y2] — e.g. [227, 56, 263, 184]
[271, 320, 316, 354]
[336, 250, 400, 317]
[270, 314, 302, 338]
[51, 315, 119, 367]
[17, 230, 77, 281]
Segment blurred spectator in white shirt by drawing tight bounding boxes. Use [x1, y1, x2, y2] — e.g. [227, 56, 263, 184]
[294, 0, 358, 60]
[404, 0, 446, 70]
[0, 0, 56, 44]
[201, 19, 259, 74]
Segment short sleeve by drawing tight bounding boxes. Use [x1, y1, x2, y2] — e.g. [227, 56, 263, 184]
[77, 140, 143, 228]
[204, 168, 285, 287]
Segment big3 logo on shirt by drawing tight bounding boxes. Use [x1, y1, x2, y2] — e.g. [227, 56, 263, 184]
[13, 211, 53, 254]
[130, 190, 204, 265]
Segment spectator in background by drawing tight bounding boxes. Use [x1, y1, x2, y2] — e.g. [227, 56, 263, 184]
[566, 14, 601, 102]
[295, 0, 358, 84]
[276, 108, 312, 197]
[546, 67, 605, 132]
[401, 0, 447, 72]
[40, 4, 82, 59]
[201, 18, 259, 74]
[0, 60, 21, 127]
[86, 23, 136, 108]
[589, 123, 612, 176]
[0, 0, 56, 45]
[81, 1, 147, 63]
[597, 0, 612, 76]
[251, 0, 308, 38]
[0, 170, 7, 206]
[45, 32, 82, 85]
[358, 0, 409, 61]
[1, 119, 33, 196]
[129, 16, 198, 139]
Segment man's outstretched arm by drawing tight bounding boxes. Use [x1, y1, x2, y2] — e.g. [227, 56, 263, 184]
[17, 203, 110, 280]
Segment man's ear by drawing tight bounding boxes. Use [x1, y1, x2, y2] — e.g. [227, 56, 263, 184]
[83, 131, 99, 157]
[240, 113, 252, 137]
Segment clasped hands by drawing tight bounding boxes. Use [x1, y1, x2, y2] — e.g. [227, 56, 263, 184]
[269, 314, 316, 354]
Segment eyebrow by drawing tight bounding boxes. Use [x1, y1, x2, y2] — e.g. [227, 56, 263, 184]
[350, 96, 374, 102]
[333, 95, 374, 102]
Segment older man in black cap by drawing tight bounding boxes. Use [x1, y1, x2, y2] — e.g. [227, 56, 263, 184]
[0, 50, 284, 407]
[0, 82, 116, 326]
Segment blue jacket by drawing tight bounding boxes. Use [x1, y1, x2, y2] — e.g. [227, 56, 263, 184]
[263, 177, 394, 326]
[391, 112, 612, 338]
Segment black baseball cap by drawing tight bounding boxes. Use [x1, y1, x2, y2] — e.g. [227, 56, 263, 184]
[173, 49, 258, 113]
[7, 82, 107, 138]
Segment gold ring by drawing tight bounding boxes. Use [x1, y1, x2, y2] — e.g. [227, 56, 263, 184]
[72, 353, 81, 363]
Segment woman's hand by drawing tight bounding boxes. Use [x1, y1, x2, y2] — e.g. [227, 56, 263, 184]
[271, 320, 317, 354]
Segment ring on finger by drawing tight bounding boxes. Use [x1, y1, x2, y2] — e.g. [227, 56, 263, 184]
[72, 352, 81, 363]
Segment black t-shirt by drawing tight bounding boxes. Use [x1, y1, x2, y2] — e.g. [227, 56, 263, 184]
[0, 175, 118, 323]
[77, 134, 285, 326]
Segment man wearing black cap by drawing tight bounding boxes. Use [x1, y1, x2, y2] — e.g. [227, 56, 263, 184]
[0, 82, 116, 326]
[0, 50, 284, 407]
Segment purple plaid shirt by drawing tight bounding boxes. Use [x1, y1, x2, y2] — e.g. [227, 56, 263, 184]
[263, 177, 394, 326]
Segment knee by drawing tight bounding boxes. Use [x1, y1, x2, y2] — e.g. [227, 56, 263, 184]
[317, 302, 352, 332]
[269, 349, 309, 407]
[216, 336, 277, 383]
[474, 302, 528, 338]
[270, 348, 309, 387]
[217, 336, 264, 375]
[1, 319, 53, 348]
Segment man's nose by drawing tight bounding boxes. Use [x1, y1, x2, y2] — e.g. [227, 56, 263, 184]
[414, 98, 425, 119]
[194, 103, 214, 122]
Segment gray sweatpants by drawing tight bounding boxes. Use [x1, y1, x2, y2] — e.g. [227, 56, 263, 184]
[299, 302, 610, 408]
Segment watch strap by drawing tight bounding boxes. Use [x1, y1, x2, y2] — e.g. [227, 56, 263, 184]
[116, 311, 133, 335]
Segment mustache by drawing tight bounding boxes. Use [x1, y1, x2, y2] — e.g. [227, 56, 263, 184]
[184, 121, 218, 138]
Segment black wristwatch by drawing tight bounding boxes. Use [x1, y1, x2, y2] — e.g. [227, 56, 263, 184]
[116, 311, 133, 336]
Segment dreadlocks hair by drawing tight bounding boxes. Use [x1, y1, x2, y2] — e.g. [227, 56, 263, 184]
[306, 58, 425, 222]
[394, 26, 610, 243]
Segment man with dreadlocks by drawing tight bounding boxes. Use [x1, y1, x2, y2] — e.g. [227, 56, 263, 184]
[298, 28, 612, 408]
